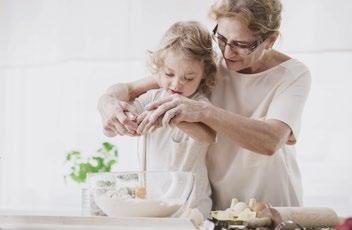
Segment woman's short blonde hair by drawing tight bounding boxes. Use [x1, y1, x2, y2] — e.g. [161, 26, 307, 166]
[209, 0, 282, 38]
[149, 21, 217, 97]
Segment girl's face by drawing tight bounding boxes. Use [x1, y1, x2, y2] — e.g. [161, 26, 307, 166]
[159, 50, 204, 97]
[215, 17, 271, 73]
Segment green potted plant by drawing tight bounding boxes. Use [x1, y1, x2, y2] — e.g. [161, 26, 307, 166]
[64, 142, 118, 184]
[64, 142, 118, 215]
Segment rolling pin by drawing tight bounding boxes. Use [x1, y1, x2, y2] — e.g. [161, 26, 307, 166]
[246, 217, 272, 228]
[272, 207, 339, 228]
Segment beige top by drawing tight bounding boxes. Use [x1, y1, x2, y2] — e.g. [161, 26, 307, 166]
[134, 89, 212, 218]
[207, 58, 311, 210]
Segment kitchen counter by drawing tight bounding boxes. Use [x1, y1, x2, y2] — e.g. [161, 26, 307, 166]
[0, 210, 197, 230]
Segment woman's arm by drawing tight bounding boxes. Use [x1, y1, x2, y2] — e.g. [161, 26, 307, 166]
[202, 104, 291, 155]
[144, 95, 290, 155]
[105, 77, 160, 102]
[136, 109, 216, 144]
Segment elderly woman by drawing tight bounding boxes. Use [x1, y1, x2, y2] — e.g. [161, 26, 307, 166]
[98, 0, 311, 210]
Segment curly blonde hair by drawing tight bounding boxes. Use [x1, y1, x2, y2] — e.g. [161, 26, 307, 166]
[209, 0, 282, 38]
[149, 21, 217, 97]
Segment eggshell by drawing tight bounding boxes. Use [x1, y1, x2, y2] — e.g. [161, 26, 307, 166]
[232, 202, 248, 213]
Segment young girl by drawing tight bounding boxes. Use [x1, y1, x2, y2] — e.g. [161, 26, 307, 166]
[132, 21, 217, 218]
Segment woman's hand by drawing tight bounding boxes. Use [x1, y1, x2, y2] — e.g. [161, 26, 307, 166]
[136, 110, 163, 135]
[142, 94, 210, 131]
[98, 79, 160, 137]
[99, 96, 139, 137]
[136, 94, 216, 143]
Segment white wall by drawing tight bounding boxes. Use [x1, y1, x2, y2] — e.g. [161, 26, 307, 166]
[0, 0, 351, 216]
[280, 0, 352, 216]
[0, 0, 214, 213]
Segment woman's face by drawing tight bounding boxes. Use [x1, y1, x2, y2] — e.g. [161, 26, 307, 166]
[158, 50, 204, 97]
[216, 17, 269, 73]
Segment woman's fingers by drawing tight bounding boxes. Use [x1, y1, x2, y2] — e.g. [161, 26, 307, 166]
[103, 125, 117, 137]
[115, 114, 138, 131]
[142, 98, 180, 132]
[136, 111, 148, 124]
[137, 115, 150, 135]
[125, 111, 138, 134]
[126, 111, 137, 121]
[135, 95, 187, 134]
[162, 107, 180, 127]
[104, 118, 135, 137]
[145, 96, 174, 110]
[115, 102, 138, 131]
[149, 125, 157, 133]
[147, 117, 162, 133]
[111, 117, 133, 135]
[100, 98, 139, 137]
[143, 120, 153, 134]
[141, 111, 163, 134]
[136, 112, 163, 134]
[147, 100, 178, 126]
[169, 113, 183, 126]
[120, 101, 138, 117]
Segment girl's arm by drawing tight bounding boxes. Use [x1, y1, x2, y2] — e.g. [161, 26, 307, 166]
[176, 122, 216, 144]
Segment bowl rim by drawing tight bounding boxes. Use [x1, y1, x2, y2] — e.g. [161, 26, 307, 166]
[87, 170, 194, 177]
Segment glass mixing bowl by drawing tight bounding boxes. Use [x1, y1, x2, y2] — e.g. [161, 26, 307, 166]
[87, 171, 194, 218]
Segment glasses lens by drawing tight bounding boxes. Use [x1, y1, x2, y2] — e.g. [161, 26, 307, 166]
[215, 36, 226, 48]
[215, 35, 253, 55]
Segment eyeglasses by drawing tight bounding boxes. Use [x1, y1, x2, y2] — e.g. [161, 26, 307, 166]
[212, 24, 268, 55]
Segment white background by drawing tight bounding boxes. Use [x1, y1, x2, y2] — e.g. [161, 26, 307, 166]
[0, 0, 352, 216]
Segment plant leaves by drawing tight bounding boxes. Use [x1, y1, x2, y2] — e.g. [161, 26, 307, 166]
[64, 142, 119, 184]
[70, 171, 84, 183]
[92, 156, 104, 171]
[102, 142, 114, 152]
[65, 150, 81, 161]
[105, 159, 117, 172]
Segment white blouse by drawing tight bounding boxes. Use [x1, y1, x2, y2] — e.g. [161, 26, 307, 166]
[207, 57, 311, 210]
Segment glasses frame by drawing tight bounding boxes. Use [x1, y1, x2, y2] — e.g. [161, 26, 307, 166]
[212, 24, 269, 55]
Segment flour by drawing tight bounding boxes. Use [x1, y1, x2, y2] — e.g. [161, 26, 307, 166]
[95, 192, 182, 217]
